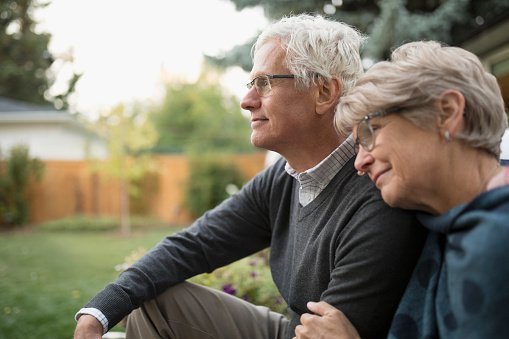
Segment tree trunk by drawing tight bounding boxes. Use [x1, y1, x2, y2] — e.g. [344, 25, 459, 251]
[119, 179, 130, 236]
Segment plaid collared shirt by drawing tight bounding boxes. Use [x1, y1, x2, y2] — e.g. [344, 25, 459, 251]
[285, 135, 356, 206]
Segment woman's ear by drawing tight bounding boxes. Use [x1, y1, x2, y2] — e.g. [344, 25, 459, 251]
[316, 78, 342, 115]
[436, 89, 465, 138]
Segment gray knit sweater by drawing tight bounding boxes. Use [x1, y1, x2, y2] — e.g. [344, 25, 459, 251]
[84, 158, 426, 339]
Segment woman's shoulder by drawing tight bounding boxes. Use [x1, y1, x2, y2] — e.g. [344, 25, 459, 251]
[486, 166, 509, 191]
[418, 184, 509, 234]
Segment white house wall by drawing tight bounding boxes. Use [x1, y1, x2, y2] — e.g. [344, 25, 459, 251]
[0, 122, 107, 161]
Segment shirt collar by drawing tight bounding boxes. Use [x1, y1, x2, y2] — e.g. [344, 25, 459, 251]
[285, 135, 356, 185]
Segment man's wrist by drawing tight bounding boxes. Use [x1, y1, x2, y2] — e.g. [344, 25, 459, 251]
[76, 308, 108, 334]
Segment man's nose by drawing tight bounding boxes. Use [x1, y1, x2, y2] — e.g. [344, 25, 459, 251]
[240, 87, 261, 111]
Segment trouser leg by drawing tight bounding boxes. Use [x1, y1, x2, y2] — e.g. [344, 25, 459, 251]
[125, 281, 289, 339]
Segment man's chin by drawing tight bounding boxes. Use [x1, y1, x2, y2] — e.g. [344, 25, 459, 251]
[250, 135, 267, 149]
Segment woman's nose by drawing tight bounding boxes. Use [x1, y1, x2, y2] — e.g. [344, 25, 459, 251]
[354, 147, 374, 175]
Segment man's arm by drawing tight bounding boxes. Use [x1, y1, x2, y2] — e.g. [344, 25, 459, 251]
[74, 165, 278, 333]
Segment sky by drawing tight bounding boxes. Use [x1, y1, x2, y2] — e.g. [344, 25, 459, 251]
[35, 0, 268, 120]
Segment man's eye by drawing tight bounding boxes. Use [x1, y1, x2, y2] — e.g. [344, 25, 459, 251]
[255, 78, 269, 87]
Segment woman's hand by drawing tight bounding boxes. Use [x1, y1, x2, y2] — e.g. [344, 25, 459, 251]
[293, 301, 360, 339]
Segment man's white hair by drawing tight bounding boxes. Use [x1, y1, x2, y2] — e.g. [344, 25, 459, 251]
[253, 14, 366, 95]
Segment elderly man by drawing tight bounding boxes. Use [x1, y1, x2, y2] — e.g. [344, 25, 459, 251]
[74, 14, 426, 339]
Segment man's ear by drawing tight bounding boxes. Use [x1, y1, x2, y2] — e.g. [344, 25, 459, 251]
[316, 78, 342, 115]
[436, 89, 465, 137]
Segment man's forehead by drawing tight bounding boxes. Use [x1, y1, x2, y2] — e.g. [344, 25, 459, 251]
[251, 41, 287, 77]
[253, 40, 285, 60]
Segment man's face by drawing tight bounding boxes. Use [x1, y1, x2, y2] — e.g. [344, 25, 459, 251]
[240, 39, 317, 154]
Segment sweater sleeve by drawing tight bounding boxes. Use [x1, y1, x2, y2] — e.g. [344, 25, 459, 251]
[82, 166, 277, 331]
[321, 189, 427, 339]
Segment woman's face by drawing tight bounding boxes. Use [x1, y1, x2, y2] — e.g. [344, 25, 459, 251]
[354, 113, 443, 212]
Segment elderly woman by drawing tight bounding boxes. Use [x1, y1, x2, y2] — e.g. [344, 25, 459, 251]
[294, 41, 509, 339]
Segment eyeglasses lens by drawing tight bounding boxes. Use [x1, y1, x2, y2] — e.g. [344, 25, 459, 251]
[357, 119, 374, 152]
[255, 76, 271, 96]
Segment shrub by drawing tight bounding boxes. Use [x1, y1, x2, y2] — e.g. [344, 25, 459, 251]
[185, 156, 245, 217]
[38, 215, 167, 233]
[190, 250, 288, 315]
[0, 144, 44, 227]
[116, 248, 288, 315]
[38, 215, 118, 232]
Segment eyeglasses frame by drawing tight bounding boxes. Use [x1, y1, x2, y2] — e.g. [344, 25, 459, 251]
[246, 74, 296, 96]
[354, 109, 399, 153]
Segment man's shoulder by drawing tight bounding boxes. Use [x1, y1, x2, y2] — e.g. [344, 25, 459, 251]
[332, 158, 381, 196]
[241, 156, 294, 203]
[253, 156, 291, 184]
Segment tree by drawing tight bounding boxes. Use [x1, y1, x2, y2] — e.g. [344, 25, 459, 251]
[0, 0, 79, 108]
[150, 70, 255, 221]
[91, 104, 158, 236]
[208, 0, 509, 70]
[185, 155, 246, 218]
[0, 144, 44, 227]
[150, 71, 253, 154]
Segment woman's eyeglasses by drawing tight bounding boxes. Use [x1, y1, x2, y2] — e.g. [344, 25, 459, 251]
[354, 110, 398, 153]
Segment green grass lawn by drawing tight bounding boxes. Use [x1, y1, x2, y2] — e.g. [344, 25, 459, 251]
[0, 227, 181, 339]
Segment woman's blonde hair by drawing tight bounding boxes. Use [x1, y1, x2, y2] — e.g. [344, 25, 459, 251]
[336, 40, 508, 157]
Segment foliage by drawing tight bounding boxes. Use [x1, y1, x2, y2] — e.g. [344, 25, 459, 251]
[38, 214, 166, 233]
[0, 0, 79, 107]
[185, 156, 246, 218]
[116, 247, 287, 316]
[150, 74, 253, 154]
[205, 37, 257, 74]
[38, 215, 118, 232]
[91, 103, 159, 235]
[93, 103, 158, 188]
[190, 250, 288, 315]
[0, 144, 44, 227]
[362, 0, 472, 59]
[0, 227, 177, 338]
[209, 0, 509, 70]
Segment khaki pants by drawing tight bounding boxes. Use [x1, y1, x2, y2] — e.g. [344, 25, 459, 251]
[126, 282, 289, 339]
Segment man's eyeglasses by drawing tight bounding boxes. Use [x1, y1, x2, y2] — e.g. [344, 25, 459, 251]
[354, 110, 395, 153]
[246, 74, 296, 97]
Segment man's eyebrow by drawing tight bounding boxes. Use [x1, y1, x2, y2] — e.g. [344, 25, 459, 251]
[249, 73, 264, 79]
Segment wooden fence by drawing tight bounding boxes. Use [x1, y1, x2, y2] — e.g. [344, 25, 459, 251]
[25, 153, 266, 225]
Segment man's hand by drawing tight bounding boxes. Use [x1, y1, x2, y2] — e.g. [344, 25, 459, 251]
[74, 314, 103, 339]
[293, 301, 361, 339]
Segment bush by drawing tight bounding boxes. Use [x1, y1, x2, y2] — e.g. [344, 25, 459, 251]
[185, 156, 245, 217]
[38, 215, 118, 232]
[0, 144, 44, 227]
[190, 250, 288, 315]
[116, 248, 288, 315]
[38, 215, 167, 233]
